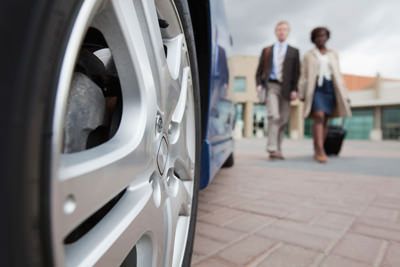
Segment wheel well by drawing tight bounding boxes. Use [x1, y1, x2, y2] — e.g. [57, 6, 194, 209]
[187, 1, 211, 140]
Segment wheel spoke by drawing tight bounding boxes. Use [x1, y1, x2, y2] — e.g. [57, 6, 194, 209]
[93, 0, 159, 132]
[124, 0, 172, 114]
[171, 66, 189, 125]
[169, 135, 195, 182]
[164, 34, 185, 81]
[164, 175, 193, 267]
[168, 66, 195, 181]
[65, 183, 165, 267]
[167, 176, 192, 217]
[162, 34, 190, 126]
[156, 0, 189, 118]
[171, 216, 190, 267]
[58, 136, 156, 237]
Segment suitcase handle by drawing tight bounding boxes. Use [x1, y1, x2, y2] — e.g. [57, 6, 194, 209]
[340, 118, 346, 128]
[330, 117, 346, 128]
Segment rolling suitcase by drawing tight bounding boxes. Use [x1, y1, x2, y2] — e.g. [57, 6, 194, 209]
[324, 123, 347, 156]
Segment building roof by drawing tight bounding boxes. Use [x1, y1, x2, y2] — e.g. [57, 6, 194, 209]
[343, 74, 376, 91]
[349, 79, 400, 107]
[343, 74, 400, 92]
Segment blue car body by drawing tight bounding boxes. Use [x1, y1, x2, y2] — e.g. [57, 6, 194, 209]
[197, 0, 235, 189]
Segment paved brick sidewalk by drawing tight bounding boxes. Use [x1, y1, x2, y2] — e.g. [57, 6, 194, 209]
[192, 138, 400, 267]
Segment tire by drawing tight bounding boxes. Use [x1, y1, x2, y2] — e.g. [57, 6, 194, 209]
[1, 0, 201, 266]
[222, 153, 234, 168]
[174, 1, 201, 266]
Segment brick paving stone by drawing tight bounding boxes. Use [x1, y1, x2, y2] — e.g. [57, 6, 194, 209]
[207, 194, 252, 208]
[312, 212, 354, 230]
[199, 191, 225, 203]
[361, 206, 399, 222]
[381, 242, 400, 267]
[196, 209, 210, 220]
[373, 196, 400, 210]
[256, 244, 320, 267]
[236, 189, 268, 200]
[304, 200, 365, 216]
[274, 220, 340, 239]
[316, 194, 370, 209]
[352, 223, 400, 242]
[197, 207, 245, 226]
[191, 253, 203, 265]
[195, 221, 244, 243]
[197, 202, 222, 213]
[261, 191, 308, 205]
[235, 200, 292, 218]
[355, 217, 400, 232]
[224, 213, 275, 233]
[257, 223, 336, 252]
[192, 257, 237, 267]
[212, 194, 260, 208]
[379, 184, 400, 198]
[320, 255, 372, 267]
[332, 233, 384, 264]
[283, 206, 324, 223]
[217, 235, 276, 265]
[193, 235, 225, 256]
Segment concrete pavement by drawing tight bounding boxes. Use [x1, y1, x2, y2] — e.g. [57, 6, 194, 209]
[192, 138, 400, 267]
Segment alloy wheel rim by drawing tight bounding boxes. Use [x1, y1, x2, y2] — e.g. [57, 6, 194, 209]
[51, 0, 196, 266]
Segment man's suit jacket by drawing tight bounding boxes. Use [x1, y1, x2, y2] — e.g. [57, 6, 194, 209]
[255, 45, 300, 100]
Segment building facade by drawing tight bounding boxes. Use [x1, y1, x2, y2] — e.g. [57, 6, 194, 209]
[228, 55, 400, 141]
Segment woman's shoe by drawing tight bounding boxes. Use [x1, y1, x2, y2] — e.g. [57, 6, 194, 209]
[270, 151, 285, 160]
[314, 154, 328, 163]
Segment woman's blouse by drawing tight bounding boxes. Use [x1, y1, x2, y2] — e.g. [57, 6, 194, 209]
[315, 50, 333, 87]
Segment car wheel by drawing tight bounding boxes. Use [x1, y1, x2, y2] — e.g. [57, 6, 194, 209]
[1, 0, 200, 266]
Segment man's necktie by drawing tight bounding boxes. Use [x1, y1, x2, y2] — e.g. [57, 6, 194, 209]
[277, 44, 285, 82]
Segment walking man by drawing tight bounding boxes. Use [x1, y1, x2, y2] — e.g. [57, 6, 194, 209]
[255, 21, 300, 160]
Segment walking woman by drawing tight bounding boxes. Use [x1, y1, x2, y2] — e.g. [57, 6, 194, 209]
[298, 27, 351, 163]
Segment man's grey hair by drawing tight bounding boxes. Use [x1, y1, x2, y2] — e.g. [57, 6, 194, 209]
[275, 20, 290, 30]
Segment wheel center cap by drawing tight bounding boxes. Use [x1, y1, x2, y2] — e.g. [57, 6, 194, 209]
[157, 137, 169, 175]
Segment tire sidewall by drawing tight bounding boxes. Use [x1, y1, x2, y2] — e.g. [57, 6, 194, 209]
[172, 0, 201, 266]
[1, 0, 86, 266]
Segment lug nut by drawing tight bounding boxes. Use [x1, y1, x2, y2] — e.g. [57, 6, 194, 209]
[156, 114, 163, 133]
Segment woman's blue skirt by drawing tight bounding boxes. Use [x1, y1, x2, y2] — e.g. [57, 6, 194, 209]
[311, 78, 336, 116]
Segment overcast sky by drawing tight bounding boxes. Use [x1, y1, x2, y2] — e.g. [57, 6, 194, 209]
[224, 0, 400, 78]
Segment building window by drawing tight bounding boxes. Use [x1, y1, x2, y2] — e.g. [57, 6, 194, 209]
[235, 103, 244, 122]
[233, 76, 246, 92]
[304, 118, 313, 138]
[234, 103, 245, 137]
[345, 109, 374, 140]
[253, 104, 266, 136]
[331, 109, 373, 140]
[382, 106, 400, 140]
[305, 109, 375, 140]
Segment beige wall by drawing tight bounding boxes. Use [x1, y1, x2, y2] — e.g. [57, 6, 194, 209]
[228, 55, 304, 139]
[228, 56, 259, 103]
[228, 56, 260, 137]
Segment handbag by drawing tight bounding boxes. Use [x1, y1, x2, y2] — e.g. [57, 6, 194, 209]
[257, 86, 267, 103]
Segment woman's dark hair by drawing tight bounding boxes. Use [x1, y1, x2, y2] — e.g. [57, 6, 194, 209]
[311, 27, 330, 43]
